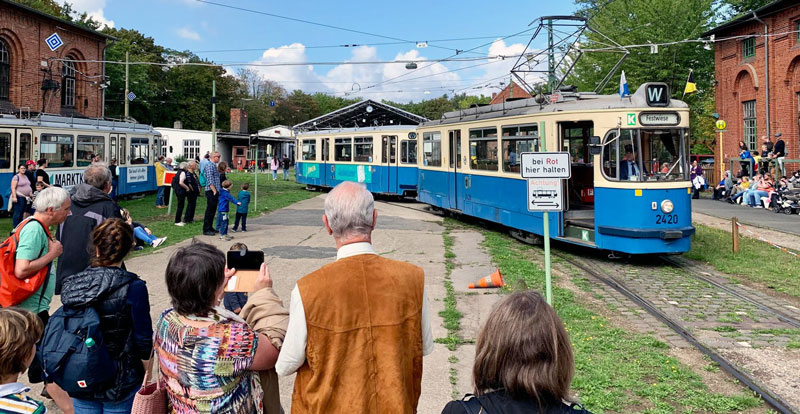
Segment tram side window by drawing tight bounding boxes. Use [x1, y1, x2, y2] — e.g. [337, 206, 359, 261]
[302, 139, 316, 161]
[501, 125, 538, 173]
[41, 134, 74, 168]
[354, 136, 373, 162]
[322, 139, 330, 161]
[469, 127, 498, 171]
[401, 140, 417, 164]
[19, 133, 32, 163]
[77, 135, 105, 166]
[130, 137, 149, 165]
[110, 136, 117, 162]
[422, 132, 441, 167]
[0, 133, 10, 169]
[335, 137, 352, 162]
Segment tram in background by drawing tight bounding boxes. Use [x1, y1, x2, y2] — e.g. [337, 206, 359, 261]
[0, 114, 163, 209]
[417, 82, 694, 254]
[295, 126, 419, 197]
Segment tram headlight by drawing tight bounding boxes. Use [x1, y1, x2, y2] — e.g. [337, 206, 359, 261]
[661, 199, 674, 214]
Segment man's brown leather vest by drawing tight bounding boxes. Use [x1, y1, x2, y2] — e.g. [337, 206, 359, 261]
[293, 254, 424, 413]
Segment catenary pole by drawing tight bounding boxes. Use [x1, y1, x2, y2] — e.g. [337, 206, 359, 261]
[124, 51, 129, 119]
[211, 80, 216, 152]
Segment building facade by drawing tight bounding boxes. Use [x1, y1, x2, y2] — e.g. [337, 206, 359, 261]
[154, 124, 213, 162]
[706, 0, 800, 173]
[0, 0, 108, 118]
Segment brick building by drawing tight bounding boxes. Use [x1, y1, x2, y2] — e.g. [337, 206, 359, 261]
[489, 80, 531, 104]
[0, 0, 109, 118]
[704, 0, 800, 173]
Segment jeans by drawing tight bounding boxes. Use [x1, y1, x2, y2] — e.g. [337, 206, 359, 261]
[272, 170, 278, 180]
[203, 190, 219, 233]
[217, 211, 229, 236]
[185, 193, 197, 223]
[11, 198, 27, 228]
[133, 226, 157, 245]
[283, 169, 289, 180]
[110, 178, 118, 201]
[156, 186, 165, 206]
[175, 194, 186, 223]
[746, 190, 769, 206]
[72, 388, 137, 414]
[233, 212, 247, 231]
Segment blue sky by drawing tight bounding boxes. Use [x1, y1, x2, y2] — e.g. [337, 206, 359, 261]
[66, 0, 578, 101]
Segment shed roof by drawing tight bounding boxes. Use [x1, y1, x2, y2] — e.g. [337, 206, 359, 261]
[293, 100, 427, 131]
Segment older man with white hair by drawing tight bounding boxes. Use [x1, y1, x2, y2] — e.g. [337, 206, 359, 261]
[11, 186, 75, 413]
[276, 181, 433, 413]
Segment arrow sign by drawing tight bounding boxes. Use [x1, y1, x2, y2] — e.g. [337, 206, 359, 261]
[527, 178, 563, 212]
[127, 91, 136, 101]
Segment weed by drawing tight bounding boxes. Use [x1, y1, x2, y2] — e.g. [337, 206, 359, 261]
[714, 326, 738, 333]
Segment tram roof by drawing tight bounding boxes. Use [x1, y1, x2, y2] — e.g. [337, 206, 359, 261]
[0, 114, 159, 134]
[293, 100, 427, 131]
[295, 125, 418, 136]
[425, 83, 688, 127]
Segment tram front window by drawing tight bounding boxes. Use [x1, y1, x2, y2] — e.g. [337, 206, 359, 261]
[603, 128, 688, 182]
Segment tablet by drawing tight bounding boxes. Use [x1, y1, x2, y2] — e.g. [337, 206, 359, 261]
[225, 250, 264, 292]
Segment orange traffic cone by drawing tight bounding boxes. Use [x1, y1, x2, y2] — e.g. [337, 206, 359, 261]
[469, 269, 504, 289]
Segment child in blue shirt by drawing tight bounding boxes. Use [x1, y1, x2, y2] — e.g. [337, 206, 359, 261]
[216, 180, 241, 241]
[232, 182, 251, 233]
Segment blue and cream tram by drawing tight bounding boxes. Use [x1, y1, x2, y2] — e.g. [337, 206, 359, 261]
[0, 114, 163, 208]
[295, 126, 420, 197]
[416, 83, 694, 254]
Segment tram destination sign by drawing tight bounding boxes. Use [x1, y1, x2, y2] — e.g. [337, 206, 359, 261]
[527, 179, 563, 212]
[520, 152, 571, 179]
[639, 112, 680, 126]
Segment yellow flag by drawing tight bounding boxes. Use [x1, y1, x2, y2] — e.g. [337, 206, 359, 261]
[683, 70, 697, 95]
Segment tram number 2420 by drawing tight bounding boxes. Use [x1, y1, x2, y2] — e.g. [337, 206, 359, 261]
[655, 214, 678, 224]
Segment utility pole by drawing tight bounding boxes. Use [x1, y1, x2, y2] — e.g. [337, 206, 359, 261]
[547, 18, 556, 92]
[211, 79, 216, 152]
[124, 50, 129, 119]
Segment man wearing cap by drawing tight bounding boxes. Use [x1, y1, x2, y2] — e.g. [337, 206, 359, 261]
[24, 160, 36, 186]
[276, 181, 433, 413]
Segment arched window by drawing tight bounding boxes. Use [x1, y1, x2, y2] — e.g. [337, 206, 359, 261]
[0, 39, 9, 101]
[61, 58, 76, 107]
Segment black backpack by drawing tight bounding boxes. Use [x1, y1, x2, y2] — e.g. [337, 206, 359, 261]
[38, 280, 133, 393]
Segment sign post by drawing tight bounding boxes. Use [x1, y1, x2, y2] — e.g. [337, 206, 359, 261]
[715, 120, 727, 180]
[520, 152, 570, 305]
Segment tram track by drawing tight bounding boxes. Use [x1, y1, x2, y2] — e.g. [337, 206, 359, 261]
[556, 252, 799, 414]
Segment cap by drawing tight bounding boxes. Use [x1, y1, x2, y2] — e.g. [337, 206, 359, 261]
[25, 160, 35, 166]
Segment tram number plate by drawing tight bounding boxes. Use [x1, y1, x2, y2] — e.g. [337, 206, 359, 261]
[655, 214, 678, 224]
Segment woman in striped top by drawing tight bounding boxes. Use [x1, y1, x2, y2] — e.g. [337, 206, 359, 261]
[154, 242, 279, 414]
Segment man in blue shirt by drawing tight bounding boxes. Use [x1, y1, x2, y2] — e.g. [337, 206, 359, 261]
[202, 152, 221, 236]
[619, 146, 640, 181]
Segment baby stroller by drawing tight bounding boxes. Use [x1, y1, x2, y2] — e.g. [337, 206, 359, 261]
[771, 187, 800, 214]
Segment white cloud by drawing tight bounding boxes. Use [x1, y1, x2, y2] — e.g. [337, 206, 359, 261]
[467, 39, 538, 97]
[176, 27, 202, 41]
[60, 0, 114, 28]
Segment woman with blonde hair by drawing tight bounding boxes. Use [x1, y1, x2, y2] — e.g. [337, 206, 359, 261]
[442, 291, 590, 414]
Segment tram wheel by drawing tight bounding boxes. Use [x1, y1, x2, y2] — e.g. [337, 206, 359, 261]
[509, 229, 543, 246]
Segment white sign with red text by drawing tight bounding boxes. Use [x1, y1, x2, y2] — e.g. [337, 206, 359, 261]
[520, 152, 571, 179]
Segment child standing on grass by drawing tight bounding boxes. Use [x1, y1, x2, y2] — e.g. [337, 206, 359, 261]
[223, 243, 250, 314]
[216, 180, 241, 241]
[232, 183, 251, 233]
[0, 307, 45, 414]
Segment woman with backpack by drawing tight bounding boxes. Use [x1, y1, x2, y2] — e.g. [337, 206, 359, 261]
[173, 161, 201, 226]
[58, 218, 153, 413]
[441, 291, 592, 414]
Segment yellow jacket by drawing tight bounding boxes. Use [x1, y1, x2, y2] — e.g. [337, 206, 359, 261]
[155, 161, 166, 186]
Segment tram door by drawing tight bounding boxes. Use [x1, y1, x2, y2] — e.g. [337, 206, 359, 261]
[0, 128, 15, 173]
[448, 130, 463, 210]
[382, 135, 397, 193]
[321, 138, 330, 185]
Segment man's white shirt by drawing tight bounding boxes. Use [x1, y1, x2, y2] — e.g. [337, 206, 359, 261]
[275, 242, 434, 376]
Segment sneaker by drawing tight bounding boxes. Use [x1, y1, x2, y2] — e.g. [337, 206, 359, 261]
[133, 246, 144, 251]
[152, 237, 167, 248]
[241, 229, 247, 232]
[203, 231, 216, 236]
[225, 235, 234, 241]
[175, 222, 185, 227]
[219, 235, 226, 240]
[231, 228, 238, 232]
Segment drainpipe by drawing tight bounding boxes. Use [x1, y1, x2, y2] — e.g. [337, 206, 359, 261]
[752, 11, 770, 139]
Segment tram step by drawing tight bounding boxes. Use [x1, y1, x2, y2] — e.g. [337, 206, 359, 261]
[564, 209, 595, 219]
[564, 225, 595, 243]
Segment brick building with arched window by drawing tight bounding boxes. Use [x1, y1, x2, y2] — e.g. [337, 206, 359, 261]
[0, 0, 109, 118]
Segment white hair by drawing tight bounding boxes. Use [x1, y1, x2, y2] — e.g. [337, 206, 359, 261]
[324, 182, 374, 239]
[83, 163, 111, 189]
[179, 161, 188, 170]
[33, 186, 69, 212]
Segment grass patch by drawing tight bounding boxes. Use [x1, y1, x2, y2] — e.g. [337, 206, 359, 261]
[0, 171, 315, 254]
[713, 326, 738, 333]
[437, 219, 463, 351]
[686, 224, 800, 297]
[480, 230, 763, 414]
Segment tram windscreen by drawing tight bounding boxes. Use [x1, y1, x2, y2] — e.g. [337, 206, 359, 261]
[603, 128, 688, 182]
[639, 129, 688, 181]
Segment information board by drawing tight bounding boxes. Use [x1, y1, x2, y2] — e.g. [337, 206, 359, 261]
[520, 152, 571, 179]
[527, 179, 563, 212]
